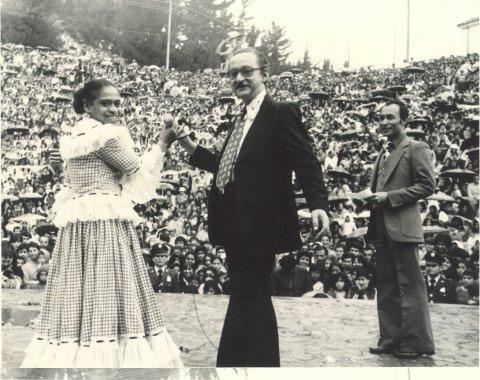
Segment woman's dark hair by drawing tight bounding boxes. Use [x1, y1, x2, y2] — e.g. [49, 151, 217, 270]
[72, 79, 116, 114]
[203, 279, 222, 295]
[331, 272, 352, 291]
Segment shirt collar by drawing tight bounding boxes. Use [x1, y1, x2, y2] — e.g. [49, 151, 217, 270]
[391, 133, 407, 148]
[243, 90, 266, 119]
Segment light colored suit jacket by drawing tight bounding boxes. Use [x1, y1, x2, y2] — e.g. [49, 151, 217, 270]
[367, 136, 435, 243]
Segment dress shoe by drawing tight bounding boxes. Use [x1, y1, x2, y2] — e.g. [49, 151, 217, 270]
[393, 350, 435, 359]
[369, 346, 393, 355]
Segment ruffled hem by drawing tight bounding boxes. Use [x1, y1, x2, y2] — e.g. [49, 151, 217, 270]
[52, 192, 141, 227]
[60, 118, 134, 161]
[20, 331, 183, 368]
[121, 145, 165, 204]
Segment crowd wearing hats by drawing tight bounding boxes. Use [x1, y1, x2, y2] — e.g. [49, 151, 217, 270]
[1, 39, 478, 304]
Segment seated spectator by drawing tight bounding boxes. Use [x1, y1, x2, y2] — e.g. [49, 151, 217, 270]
[456, 269, 478, 305]
[21, 242, 41, 286]
[29, 265, 49, 290]
[346, 269, 376, 300]
[326, 273, 351, 299]
[203, 279, 222, 295]
[272, 254, 312, 297]
[2, 245, 25, 289]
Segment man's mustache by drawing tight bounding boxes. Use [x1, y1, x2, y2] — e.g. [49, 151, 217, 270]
[234, 82, 249, 90]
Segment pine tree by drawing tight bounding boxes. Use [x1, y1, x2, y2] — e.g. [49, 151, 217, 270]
[257, 21, 292, 75]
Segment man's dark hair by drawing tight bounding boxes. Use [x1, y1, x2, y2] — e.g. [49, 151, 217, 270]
[228, 47, 269, 77]
[382, 100, 409, 121]
[341, 252, 355, 262]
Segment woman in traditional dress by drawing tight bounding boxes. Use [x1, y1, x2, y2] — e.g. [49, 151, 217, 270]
[21, 79, 183, 368]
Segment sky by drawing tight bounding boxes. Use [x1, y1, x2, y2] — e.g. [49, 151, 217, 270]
[230, 0, 479, 69]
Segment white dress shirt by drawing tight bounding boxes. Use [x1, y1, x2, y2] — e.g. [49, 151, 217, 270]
[236, 90, 267, 155]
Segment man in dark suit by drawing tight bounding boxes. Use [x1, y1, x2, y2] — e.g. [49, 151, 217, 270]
[148, 243, 180, 293]
[173, 47, 329, 367]
[365, 100, 436, 359]
[424, 251, 457, 304]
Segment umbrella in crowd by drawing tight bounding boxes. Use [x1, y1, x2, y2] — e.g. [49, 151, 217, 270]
[3, 69, 18, 76]
[427, 192, 455, 202]
[387, 85, 407, 94]
[1, 195, 20, 202]
[328, 195, 350, 204]
[334, 129, 362, 138]
[34, 224, 59, 236]
[42, 68, 57, 76]
[10, 213, 47, 226]
[439, 169, 477, 181]
[279, 71, 293, 79]
[403, 66, 426, 74]
[50, 93, 70, 102]
[219, 96, 236, 104]
[309, 91, 330, 100]
[423, 226, 449, 235]
[370, 89, 394, 98]
[39, 127, 60, 138]
[297, 209, 311, 219]
[348, 227, 368, 238]
[1, 126, 30, 136]
[327, 169, 354, 179]
[405, 128, 426, 138]
[19, 193, 44, 200]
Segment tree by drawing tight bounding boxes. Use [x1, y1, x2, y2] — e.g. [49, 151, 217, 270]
[322, 59, 331, 72]
[302, 47, 312, 71]
[257, 21, 292, 75]
[1, 0, 63, 49]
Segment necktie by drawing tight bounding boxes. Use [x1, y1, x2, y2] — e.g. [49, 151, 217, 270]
[383, 141, 395, 160]
[216, 108, 247, 191]
[429, 277, 436, 290]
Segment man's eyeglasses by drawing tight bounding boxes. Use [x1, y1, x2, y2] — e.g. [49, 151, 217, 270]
[226, 67, 263, 79]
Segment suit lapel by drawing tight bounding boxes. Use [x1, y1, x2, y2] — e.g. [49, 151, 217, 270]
[381, 137, 411, 186]
[236, 95, 274, 163]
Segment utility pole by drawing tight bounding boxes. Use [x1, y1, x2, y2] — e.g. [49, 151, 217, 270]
[166, 0, 173, 69]
[406, 0, 410, 62]
[457, 17, 479, 54]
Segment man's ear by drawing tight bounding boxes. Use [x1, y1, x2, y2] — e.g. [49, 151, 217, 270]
[262, 67, 270, 83]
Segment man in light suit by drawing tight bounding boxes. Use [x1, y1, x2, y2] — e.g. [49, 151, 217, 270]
[173, 47, 329, 367]
[365, 100, 436, 359]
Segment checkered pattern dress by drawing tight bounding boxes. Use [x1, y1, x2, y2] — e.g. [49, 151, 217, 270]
[21, 118, 183, 368]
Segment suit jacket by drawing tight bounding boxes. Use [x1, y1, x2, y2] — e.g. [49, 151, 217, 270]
[425, 275, 457, 304]
[189, 95, 328, 253]
[366, 137, 435, 243]
[148, 266, 180, 293]
[271, 266, 312, 297]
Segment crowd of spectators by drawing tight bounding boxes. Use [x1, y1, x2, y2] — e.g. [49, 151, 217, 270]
[1, 37, 479, 305]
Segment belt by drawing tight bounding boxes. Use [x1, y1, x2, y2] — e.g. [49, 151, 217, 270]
[70, 191, 121, 200]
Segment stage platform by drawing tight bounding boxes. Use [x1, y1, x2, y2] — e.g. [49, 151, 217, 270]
[2, 289, 478, 372]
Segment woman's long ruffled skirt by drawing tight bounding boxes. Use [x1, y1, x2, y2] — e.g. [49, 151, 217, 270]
[20, 219, 183, 368]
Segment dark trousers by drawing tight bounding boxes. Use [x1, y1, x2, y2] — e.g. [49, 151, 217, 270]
[216, 242, 279, 367]
[373, 212, 435, 353]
